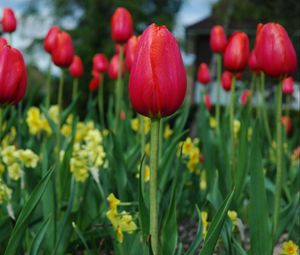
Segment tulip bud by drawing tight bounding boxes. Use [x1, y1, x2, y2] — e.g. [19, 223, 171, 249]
[248, 50, 260, 73]
[210, 25, 227, 53]
[236, 72, 243, 80]
[0, 37, 8, 49]
[1, 8, 17, 33]
[93, 53, 109, 73]
[0, 45, 27, 105]
[44, 26, 60, 54]
[255, 23, 297, 78]
[204, 94, 212, 112]
[197, 63, 211, 85]
[221, 71, 232, 92]
[129, 24, 186, 118]
[223, 32, 250, 72]
[89, 73, 102, 92]
[111, 7, 133, 44]
[51, 31, 74, 68]
[69, 55, 84, 78]
[240, 90, 252, 106]
[125, 35, 139, 72]
[282, 77, 294, 95]
[108, 54, 124, 80]
[281, 116, 292, 135]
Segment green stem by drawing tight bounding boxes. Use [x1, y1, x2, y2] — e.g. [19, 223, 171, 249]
[9, 33, 13, 45]
[215, 54, 222, 128]
[260, 73, 272, 145]
[250, 73, 256, 111]
[285, 96, 291, 116]
[273, 80, 283, 243]
[72, 78, 78, 102]
[150, 118, 160, 255]
[115, 45, 124, 131]
[139, 115, 145, 158]
[229, 74, 236, 186]
[46, 58, 52, 109]
[98, 78, 105, 128]
[0, 107, 3, 141]
[17, 102, 22, 147]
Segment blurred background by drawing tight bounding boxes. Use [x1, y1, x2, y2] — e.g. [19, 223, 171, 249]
[0, 0, 299, 110]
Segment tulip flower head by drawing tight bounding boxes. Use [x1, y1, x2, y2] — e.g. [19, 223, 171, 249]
[69, 55, 84, 78]
[44, 26, 60, 54]
[197, 63, 211, 85]
[221, 71, 232, 92]
[111, 7, 133, 44]
[93, 53, 109, 73]
[248, 50, 260, 73]
[281, 116, 292, 135]
[223, 32, 250, 72]
[125, 35, 139, 72]
[210, 25, 227, 53]
[236, 72, 243, 80]
[1, 8, 17, 33]
[240, 90, 252, 106]
[51, 31, 74, 68]
[0, 37, 8, 48]
[0, 44, 27, 105]
[255, 23, 297, 78]
[129, 24, 186, 118]
[282, 77, 294, 95]
[89, 73, 102, 92]
[204, 94, 212, 112]
[108, 54, 124, 80]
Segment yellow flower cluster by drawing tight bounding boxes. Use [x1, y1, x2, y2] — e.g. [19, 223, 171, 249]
[179, 137, 202, 173]
[281, 240, 299, 255]
[0, 179, 12, 204]
[131, 116, 151, 135]
[106, 193, 137, 243]
[69, 128, 106, 182]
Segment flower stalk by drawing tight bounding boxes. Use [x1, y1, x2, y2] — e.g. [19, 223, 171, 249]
[98, 78, 105, 128]
[72, 78, 78, 102]
[229, 74, 236, 185]
[215, 53, 222, 127]
[46, 58, 52, 109]
[115, 45, 124, 130]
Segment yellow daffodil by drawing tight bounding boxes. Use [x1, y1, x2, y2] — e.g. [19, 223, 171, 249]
[209, 117, 217, 129]
[164, 124, 173, 140]
[8, 162, 21, 181]
[201, 211, 208, 239]
[227, 210, 238, 224]
[144, 165, 150, 182]
[281, 240, 299, 255]
[15, 149, 39, 168]
[131, 118, 139, 132]
[233, 119, 241, 138]
[0, 181, 12, 204]
[1, 145, 17, 165]
[107, 193, 120, 210]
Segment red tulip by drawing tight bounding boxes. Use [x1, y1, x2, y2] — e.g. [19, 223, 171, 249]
[69, 55, 84, 78]
[89, 74, 102, 92]
[0, 37, 8, 48]
[111, 7, 133, 44]
[44, 26, 60, 54]
[255, 23, 297, 78]
[240, 90, 252, 106]
[125, 35, 139, 72]
[0, 44, 27, 105]
[248, 50, 260, 73]
[281, 116, 292, 135]
[129, 24, 186, 118]
[197, 63, 210, 85]
[204, 94, 212, 112]
[93, 53, 109, 73]
[210, 25, 227, 53]
[51, 31, 74, 68]
[282, 77, 294, 95]
[1, 8, 17, 33]
[221, 71, 232, 92]
[108, 54, 124, 80]
[223, 32, 250, 72]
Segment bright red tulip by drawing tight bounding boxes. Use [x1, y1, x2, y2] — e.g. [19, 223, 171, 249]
[108, 54, 124, 80]
[129, 24, 186, 118]
[0, 44, 27, 105]
[1, 8, 17, 33]
[0, 37, 8, 48]
[204, 94, 212, 112]
[51, 31, 74, 68]
[240, 90, 252, 106]
[255, 23, 297, 78]
[210, 25, 227, 53]
[69, 55, 84, 78]
[221, 71, 232, 92]
[282, 77, 294, 95]
[93, 53, 109, 73]
[197, 63, 211, 85]
[89, 74, 102, 92]
[281, 116, 292, 135]
[44, 26, 60, 54]
[125, 35, 139, 72]
[111, 7, 133, 44]
[248, 50, 260, 73]
[223, 32, 250, 72]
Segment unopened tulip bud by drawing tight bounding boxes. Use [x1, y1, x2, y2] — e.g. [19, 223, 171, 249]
[44, 26, 60, 54]
[282, 77, 294, 95]
[125, 35, 139, 72]
[111, 7, 133, 44]
[89, 74, 102, 92]
[240, 90, 252, 106]
[204, 94, 212, 112]
[108, 54, 124, 80]
[197, 63, 211, 85]
[1, 8, 17, 33]
[210, 25, 227, 53]
[69, 55, 84, 78]
[221, 71, 232, 92]
[281, 116, 292, 135]
[93, 53, 109, 73]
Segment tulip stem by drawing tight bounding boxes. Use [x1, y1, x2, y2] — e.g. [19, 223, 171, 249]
[46, 58, 52, 109]
[150, 118, 160, 255]
[229, 74, 236, 186]
[285, 95, 291, 116]
[250, 73, 256, 111]
[98, 78, 105, 128]
[215, 54, 222, 128]
[0, 107, 3, 141]
[139, 115, 145, 158]
[72, 78, 78, 102]
[273, 80, 283, 243]
[115, 45, 124, 131]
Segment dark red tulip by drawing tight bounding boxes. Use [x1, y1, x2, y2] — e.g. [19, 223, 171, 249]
[248, 50, 260, 73]
[240, 90, 252, 106]
[108, 54, 124, 80]
[44, 26, 60, 54]
[129, 24, 186, 118]
[1, 8, 17, 33]
[204, 94, 212, 112]
[197, 63, 211, 85]
[51, 31, 74, 68]
[236, 72, 243, 80]
[125, 35, 139, 72]
[93, 53, 109, 73]
[89, 74, 102, 92]
[111, 7, 133, 44]
[255, 23, 297, 78]
[221, 71, 232, 92]
[223, 32, 250, 72]
[69, 55, 84, 78]
[0, 44, 27, 105]
[282, 77, 294, 95]
[281, 116, 292, 135]
[210, 25, 227, 53]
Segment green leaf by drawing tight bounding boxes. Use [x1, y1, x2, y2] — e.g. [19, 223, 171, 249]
[4, 168, 54, 255]
[200, 188, 235, 255]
